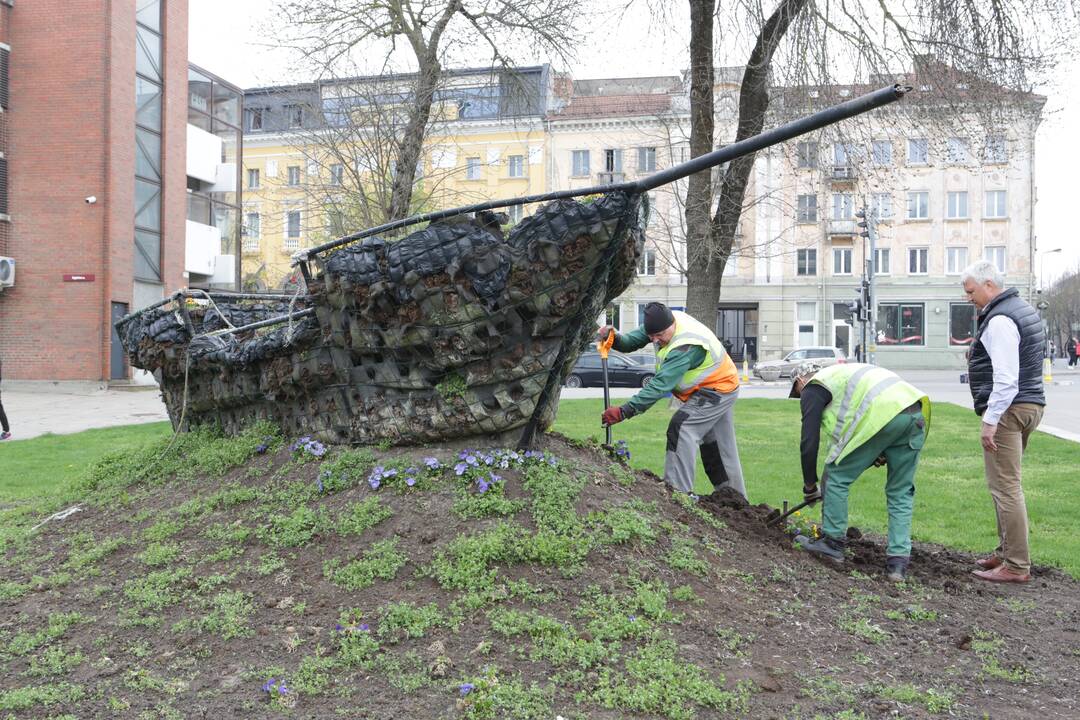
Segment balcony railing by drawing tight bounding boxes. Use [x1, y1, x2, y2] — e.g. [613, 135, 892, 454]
[831, 165, 857, 180]
[827, 219, 856, 235]
[597, 171, 626, 184]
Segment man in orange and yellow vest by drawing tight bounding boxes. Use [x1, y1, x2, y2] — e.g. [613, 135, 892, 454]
[599, 302, 746, 500]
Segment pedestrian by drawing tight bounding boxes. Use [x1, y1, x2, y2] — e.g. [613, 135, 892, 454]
[1069, 336, 1078, 368]
[0, 359, 10, 440]
[598, 302, 746, 501]
[788, 361, 929, 582]
[961, 260, 1045, 583]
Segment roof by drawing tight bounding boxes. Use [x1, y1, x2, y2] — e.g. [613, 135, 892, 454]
[549, 93, 675, 120]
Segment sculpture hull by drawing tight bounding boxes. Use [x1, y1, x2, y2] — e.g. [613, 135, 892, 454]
[117, 192, 646, 447]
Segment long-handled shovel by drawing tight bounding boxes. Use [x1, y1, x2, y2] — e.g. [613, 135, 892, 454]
[765, 473, 827, 527]
[765, 497, 817, 527]
[599, 329, 615, 446]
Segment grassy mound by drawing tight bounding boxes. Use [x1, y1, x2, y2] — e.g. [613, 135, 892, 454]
[1, 425, 1078, 719]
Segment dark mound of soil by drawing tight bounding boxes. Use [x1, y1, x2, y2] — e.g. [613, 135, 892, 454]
[1, 431, 1077, 719]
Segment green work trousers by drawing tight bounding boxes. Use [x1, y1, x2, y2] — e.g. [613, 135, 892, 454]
[822, 408, 926, 557]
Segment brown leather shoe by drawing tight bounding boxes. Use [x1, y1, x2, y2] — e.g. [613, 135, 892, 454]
[972, 565, 1030, 583]
[976, 555, 1003, 570]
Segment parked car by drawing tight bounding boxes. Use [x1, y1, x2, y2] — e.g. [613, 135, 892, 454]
[564, 351, 655, 388]
[752, 346, 846, 379]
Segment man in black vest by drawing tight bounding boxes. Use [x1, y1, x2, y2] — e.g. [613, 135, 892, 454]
[962, 261, 1046, 583]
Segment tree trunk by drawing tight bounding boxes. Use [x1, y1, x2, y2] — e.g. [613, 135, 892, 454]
[683, 0, 716, 324]
[387, 51, 443, 222]
[684, 0, 809, 326]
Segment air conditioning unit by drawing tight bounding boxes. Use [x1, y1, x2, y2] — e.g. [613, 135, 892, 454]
[0, 257, 14, 289]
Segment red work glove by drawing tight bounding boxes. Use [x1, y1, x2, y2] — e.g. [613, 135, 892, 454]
[601, 406, 624, 426]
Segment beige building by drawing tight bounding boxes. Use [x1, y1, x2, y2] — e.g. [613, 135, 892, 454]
[549, 66, 1043, 370]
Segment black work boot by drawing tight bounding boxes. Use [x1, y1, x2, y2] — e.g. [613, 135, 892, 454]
[794, 534, 846, 566]
[886, 555, 910, 582]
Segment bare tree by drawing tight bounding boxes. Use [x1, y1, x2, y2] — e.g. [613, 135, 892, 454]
[276, 0, 585, 224]
[680, 0, 1079, 321]
[1045, 265, 1080, 355]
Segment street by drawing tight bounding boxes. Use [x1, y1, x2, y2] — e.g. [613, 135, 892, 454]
[2, 366, 1077, 445]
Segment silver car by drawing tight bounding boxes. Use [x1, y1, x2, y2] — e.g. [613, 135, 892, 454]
[753, 346, 847, 379]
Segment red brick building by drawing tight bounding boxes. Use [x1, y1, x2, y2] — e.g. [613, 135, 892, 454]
[0, 0, 190, 381]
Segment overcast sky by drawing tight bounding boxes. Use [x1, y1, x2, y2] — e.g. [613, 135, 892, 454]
[189, 0, 1079, 284]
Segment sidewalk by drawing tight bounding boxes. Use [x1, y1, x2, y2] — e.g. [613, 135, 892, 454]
[0, 366, 1076, 444]
[0, 384, 170, 441]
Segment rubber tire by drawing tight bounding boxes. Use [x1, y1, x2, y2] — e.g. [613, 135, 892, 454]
[565, 374, 584, 388]
[640, 374, 654, 388]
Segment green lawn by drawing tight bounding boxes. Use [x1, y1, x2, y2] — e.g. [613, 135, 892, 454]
[553, 397, 1079, 576]
[0, 400, 1075, 575]
[0, 422, 171, 501]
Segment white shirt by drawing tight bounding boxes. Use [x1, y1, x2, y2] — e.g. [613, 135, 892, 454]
[981, 314, 1020, 425]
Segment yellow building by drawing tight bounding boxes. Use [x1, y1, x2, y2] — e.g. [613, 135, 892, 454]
[238, 67, 557, 289]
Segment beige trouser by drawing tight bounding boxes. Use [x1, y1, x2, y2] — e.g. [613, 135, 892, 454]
[984, 402, 1044, 573]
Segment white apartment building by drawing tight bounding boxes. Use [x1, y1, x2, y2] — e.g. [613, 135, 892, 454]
[548, 67, 1043, 370]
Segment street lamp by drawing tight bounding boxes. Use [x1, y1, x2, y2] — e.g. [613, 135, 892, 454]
[1039, 247, 1063, 292]
[1037, 248, 1062, 371]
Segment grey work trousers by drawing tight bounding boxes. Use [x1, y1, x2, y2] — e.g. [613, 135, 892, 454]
[663, 387, 746, 498]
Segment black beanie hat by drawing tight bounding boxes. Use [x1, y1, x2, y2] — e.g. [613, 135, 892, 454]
[643, 302, 675, 335]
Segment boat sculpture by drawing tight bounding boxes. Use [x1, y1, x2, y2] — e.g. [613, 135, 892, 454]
[116, 85, 907, 447]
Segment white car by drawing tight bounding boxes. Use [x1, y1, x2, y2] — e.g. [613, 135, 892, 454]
[752, 347, 847, 379]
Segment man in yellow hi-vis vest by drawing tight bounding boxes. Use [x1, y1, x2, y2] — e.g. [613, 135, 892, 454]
[789, 361, 930, 582]
[598, 302, 746, 500]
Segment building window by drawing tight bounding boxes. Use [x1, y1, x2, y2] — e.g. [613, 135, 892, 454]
[946, 246, 969, 275]
[796, 194, 818, 223]
[796, 141, 819, 168]
[604, 148, 623, 173]
[287, 166, 301, 186]
[832, 193, 853, 220]
[871, 140, 892, 166]
[605, 303, 621, 331]
[246, 108, 263, 131]
[507, 204, 523, 224]
[908, 247, 928, 275]
[833, 142, 862, 169]
[984, 245, 1006, 272]
[329, 164, 344, 185]
[797, 302, 817, 347]
[984, 135, 1007, 164]
[243, 212, 260, 251]
[946, 191, 968, 219]
[907, 191, 929, 220]
[637, 146, 657, 172]
[638, 249, 656, 276]
[871, 192, 892, 219]
[874, 248, 890, 275]
[507, 154, 524, 178]
[797, 248, 817, 276]
[949, 303, 978, 345]
[637, 303, 648, 329]
[946, 137, 970, 164]
[134, 2, 163, 282]
[247, 168, 260, 189]
[285, 210, 301, 250]
[466, 157, 482, 180]
[877, 303, 925, 345]
[833, 247, 853, 275]
[286, 104, 303, 128]
[572, 150, 590, 177]
[985, 190, 1007, 218]
[907, 137, 928, 165]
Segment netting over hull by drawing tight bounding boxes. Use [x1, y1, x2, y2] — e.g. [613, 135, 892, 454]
[117, 192, 646, 446]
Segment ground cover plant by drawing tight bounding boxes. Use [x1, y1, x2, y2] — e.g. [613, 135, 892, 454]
[0, 415, 1077, 717]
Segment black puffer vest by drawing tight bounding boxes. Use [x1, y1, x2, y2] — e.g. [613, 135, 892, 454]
[968, 288, 1046, 416]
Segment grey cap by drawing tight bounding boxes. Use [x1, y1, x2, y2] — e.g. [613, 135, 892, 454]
[788, 360, 824, 398]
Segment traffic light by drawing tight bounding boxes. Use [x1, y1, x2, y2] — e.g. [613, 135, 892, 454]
[856, 207, 871, 238]
[846, 297, 863, 321]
